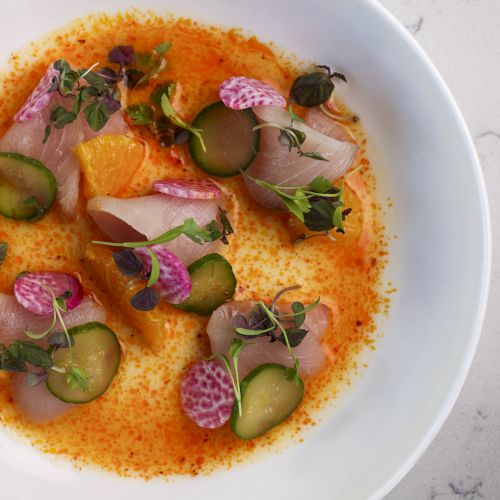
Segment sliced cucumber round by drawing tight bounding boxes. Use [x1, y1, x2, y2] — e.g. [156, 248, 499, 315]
[46, 322, 121, 404]
[177, 253, 236, 316]
[188, 101, 260, 177]
[231, 363, 304, 440]
[0, 152, 57, 220]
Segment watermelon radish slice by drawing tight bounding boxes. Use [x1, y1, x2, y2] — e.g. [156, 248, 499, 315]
[152, 178, 222, 200]
[135, 245, 192, 304]
[14, 272, 83, 316]
[14, 65, 59, 122]
[180, 359, 234, 429]
[219, 76, 286, 110]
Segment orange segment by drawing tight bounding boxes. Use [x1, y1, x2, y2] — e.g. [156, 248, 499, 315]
[75, 134, 145, 198]
[85, 244, 166, 352]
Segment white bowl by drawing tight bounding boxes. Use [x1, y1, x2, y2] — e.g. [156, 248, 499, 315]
[0, 1, 491, 499]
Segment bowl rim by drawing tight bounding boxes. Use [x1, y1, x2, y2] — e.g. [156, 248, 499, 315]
[364, 1, 492, 498]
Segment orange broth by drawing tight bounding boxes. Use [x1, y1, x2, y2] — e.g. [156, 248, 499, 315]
[0, 11, 388, 478]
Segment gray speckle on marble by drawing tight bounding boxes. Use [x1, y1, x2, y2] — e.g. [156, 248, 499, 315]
[405, 15, 424, 34]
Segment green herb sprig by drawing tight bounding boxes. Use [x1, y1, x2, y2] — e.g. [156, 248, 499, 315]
[211, 338, 247, 417]
[232, 286, 321, 382]
[252, 105, 328, 161]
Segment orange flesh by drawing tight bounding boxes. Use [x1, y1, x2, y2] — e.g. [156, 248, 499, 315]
[0, 12, 388, 478]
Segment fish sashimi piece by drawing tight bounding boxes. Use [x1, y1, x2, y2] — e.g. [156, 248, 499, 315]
[87, 194, 222, 266]
[305, 107, 358, 144]
[207, 301, 331, 379]
[0, 293, 106, 345]
[0, 83, 128, 217]
[244, 106, 359, 209]
[11, 371, 74, 423]
[305, 108, 372, 253]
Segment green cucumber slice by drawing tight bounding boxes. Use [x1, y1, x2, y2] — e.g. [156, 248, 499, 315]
[0, 152, 57, 220]
[46, 322, 121, 404]
[177, 253, 236, 316]
[188, 101, 260, 177]
[231, 363, 304, 440]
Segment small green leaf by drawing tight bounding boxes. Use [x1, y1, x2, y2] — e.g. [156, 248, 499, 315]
[150, 83, 175, 105]
[82, 71, 107, 91]
[301, 151, 329, 161]
[135, 52, 153, 67]
[280, 197, 306, 222]
[154, 41, 172, 56]
[84, 100, 109, 132]
[0, 242, 7, 265]
[288, 104, 304, 123]
[308, 176, 331, 194]
[66, 366, 92, 392]
[235, 326, 276, 337]
[279, 327, 308, 347]
[228, 338, 244, 358]
[332, 206, 344, 232]
[0, 345, 27, 372]
[146, 248, 160, 288]
[42, 125, 51, 144]
[126, 103, 154, 125]
[8, 341, 53, 368]
[291, 301, 306, 327]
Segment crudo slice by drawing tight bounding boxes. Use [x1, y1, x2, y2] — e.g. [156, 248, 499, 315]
[0, 152, 56, 220]
[231, 363, 304, 440]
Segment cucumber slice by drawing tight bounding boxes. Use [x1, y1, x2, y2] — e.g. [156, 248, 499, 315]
[0, 152, 57, 220]
[46, 322, 121, 404]
[178, 253, 236, 316]
[188, 101, 260, 177]
[231, 363, 304, 440]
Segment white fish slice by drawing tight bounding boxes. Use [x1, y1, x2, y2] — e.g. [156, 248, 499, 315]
[207, 301, 331, 379]
[87, 193, 222, 266]
[244, 106, 359, 209]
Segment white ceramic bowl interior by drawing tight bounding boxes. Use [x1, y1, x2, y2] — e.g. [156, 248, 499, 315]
[0, 1, 490, 499]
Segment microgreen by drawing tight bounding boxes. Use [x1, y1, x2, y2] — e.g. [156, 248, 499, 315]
[0, 344, 27, 372]
[232, 286, 320, 382]
[211, 338, 247, 417]
[161, 91, 206, 152]
[219, 208, 234, 245]
[134, 42, 171, 87]
[24, 289, 72, 342]
[112, 249, 144, 277]
[126, 103, 154, 125]
[146, 248, 160, 288]
[93, 217, 226, 249]
[66, 366, 92, 392]
[26, 371, 48, 388]
[0, 242, 7, 265]
[130, 286, 159, 311]
[8, 341, 53, 368]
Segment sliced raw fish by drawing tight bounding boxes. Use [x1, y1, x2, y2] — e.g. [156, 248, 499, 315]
[305, 107, 358, 144]
[11, 371, 74, 423]
[0, 71, 128, 217]
[87, 194, 222, 266]
[207, 301, 331, 379]
[0, 293, 106, 345]
[244, 106, 359, 209]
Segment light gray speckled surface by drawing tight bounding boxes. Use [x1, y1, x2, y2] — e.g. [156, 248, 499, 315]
[378, 1, 500, 499]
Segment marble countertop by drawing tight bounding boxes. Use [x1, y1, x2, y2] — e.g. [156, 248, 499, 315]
[378, 1, 500, 499]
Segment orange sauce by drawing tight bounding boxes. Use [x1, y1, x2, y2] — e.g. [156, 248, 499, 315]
[0, 11, 388, 478]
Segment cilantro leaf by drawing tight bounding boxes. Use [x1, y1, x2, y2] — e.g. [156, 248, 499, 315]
[126, 103, 154, 125]
[308, 176, 331, 194]
[66, 366, 92, 392]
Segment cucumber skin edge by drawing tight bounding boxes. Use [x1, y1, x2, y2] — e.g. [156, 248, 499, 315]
[230, 363, 305, 440]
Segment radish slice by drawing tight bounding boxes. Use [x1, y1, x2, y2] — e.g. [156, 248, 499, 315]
[14, 65, 59, 122]
[135, 245, 192, 304]
[219, 76, 286, 110]
[152, 178, 222, 200]
[14, 272, 83, 316]
[180, 360, 234, 429]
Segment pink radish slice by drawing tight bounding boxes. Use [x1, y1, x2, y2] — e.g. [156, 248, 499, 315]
[219, 76, 286, 110]
[14, 272, 83, 316]
[14, 65, 59, 122]
[180, 360, 234, 429]
[135, 245, 192, 304]
[152, 179, 221, 200]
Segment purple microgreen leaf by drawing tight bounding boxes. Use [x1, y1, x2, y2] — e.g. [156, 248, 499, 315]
[47, 331, 75, 348]
[26, 371, 48, 387]
[130, 286, 159, 311]
[108, 45, 135, 66]
[102, 94, 121, 114]
[112, 249, 143, 277]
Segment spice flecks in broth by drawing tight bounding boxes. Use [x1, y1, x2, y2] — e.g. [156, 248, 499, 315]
[0, 11, 387, 478]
